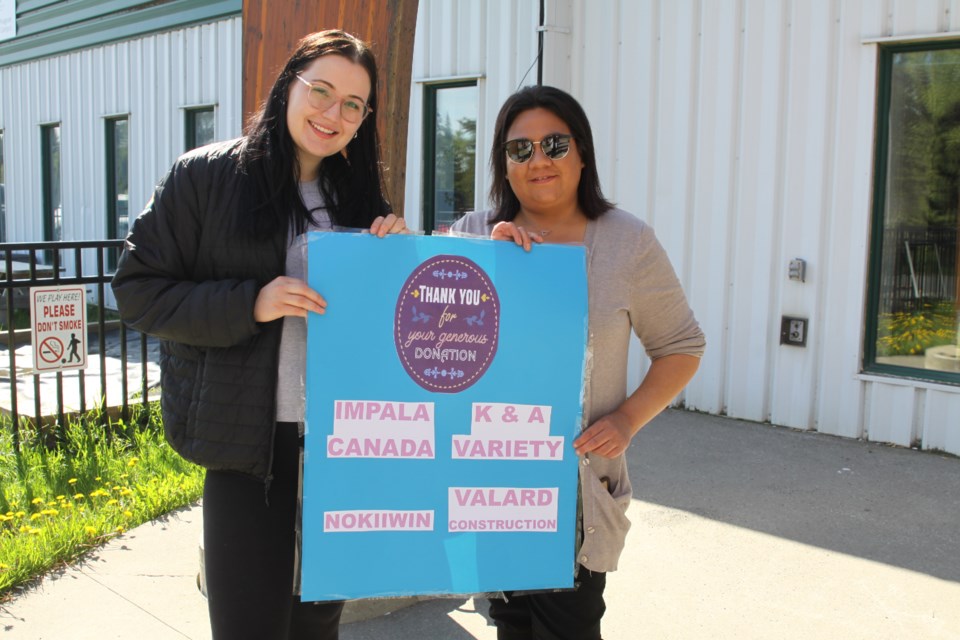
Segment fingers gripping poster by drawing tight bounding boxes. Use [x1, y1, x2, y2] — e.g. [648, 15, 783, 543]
[301, 232, 588, 601]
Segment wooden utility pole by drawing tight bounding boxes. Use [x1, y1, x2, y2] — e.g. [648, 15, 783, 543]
[242, 0, 419, 215]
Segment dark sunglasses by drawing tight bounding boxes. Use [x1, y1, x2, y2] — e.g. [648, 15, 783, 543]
[503, 134, 574, 164]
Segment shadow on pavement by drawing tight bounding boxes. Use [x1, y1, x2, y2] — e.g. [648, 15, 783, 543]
[628, 410, 960, 583]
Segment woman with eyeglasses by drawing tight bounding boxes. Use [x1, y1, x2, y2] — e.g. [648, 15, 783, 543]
[452, 85, 705, 640]
[112, 30, 405, 639]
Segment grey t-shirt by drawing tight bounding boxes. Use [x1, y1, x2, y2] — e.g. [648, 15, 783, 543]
[275, 181, 332, 424]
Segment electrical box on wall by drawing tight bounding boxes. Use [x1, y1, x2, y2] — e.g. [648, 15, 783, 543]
[780, 316, 808, 347]
[788, 258, 806, 282]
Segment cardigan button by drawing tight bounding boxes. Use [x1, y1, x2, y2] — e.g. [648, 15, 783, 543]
[581, 458, 590, 466]
[587, 526, 595, 534]
[580, 555, 589, 563]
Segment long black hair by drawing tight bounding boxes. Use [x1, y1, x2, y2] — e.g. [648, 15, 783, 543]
[237, 29, 390, 238]
[488, 85, 613, 223]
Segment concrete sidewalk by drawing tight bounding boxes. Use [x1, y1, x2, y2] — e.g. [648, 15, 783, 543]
[2, 409, 959, 639]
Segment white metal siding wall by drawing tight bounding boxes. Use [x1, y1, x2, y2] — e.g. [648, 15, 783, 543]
[0, 16, 241, 253]
[553, 0, 960, 454]
[404, 0, 541, 229]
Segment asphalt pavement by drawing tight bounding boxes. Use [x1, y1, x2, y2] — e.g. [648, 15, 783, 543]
[2, 408, 959, 639]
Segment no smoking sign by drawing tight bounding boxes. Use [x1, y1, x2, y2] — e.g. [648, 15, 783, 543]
[30, 286, 87, 372]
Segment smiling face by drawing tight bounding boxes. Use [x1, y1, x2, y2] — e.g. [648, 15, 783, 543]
[286, 54, 371, 181]
[504, 107, 584, 218]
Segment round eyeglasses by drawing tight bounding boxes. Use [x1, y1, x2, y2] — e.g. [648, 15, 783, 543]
[295, 74, 372, 123]
[504, 134, 574, 164]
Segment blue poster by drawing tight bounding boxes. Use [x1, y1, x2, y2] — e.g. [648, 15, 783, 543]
[301, 232, 588, 601]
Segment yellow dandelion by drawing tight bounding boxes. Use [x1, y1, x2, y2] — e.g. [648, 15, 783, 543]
[127, 458, 138, 467]
[112, 486, 121, 492]
[0, 515, 10, 523]
[119, 489, 133, 497]
[4, 511, 11, 517]
[74, 493, 85, 500]
[115, 526, 126, 534]
[107, 499, 118, 506]
[84, 526, 97, 535]
[95, 476, 102, 481]
[62, 503, 73, 510]
[29, 513, 42, 521]
[15, 511, 25, 518]
[68, 478, 78, 485]
[47, 501, 57, 507]
[19, 525, 29, 533]
[29, 527, 41, 535]
[123, 510, 132, 517]
[31, 497, 44, 505]
[56, 495, 65, 501]
[41, 509, 58, 517]
[0, 563, 8, 570]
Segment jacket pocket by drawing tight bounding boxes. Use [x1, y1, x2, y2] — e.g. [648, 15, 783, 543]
[579, 458, 632, 571]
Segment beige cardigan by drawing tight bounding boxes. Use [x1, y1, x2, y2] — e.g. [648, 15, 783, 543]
[451, 208, 705, 572]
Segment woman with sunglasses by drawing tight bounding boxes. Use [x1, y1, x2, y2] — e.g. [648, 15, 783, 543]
[452, 85, 705, 640]
[112, 30, 405, 639]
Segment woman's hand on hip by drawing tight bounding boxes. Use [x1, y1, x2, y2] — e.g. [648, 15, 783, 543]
[369, 213, 409, 237]
[573, 410, 635, 458]
[254, 276, 327, 322]
[491, 221, 543, 252]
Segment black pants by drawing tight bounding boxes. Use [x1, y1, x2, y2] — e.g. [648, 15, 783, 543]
[203, 422, 344, 640]
[488, 569, 607, 640]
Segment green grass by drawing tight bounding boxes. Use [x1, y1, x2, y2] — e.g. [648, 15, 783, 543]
[0, 404, 204, 598]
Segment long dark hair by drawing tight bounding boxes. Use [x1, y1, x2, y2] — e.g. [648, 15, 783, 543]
[237, 29, 390, 238]
[489, 85, 613, 223]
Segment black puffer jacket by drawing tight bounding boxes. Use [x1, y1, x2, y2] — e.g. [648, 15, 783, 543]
[112, 139, 286, 481]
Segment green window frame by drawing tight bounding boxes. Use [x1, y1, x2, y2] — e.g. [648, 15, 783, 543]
[41, 123, 62, 246]
[422, 81, 478, 234]
[0, 129, 5, 243]
[106, 116, 129, 270]
[865, 42, 960, 384]
[184, 106, 215, 151]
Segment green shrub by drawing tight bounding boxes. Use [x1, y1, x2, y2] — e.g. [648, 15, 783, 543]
[877, 301, 958, 357]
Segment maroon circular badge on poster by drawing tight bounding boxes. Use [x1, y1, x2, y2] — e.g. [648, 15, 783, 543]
[394, 255, 500, 393]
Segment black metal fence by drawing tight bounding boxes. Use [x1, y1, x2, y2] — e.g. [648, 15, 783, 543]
[1, 240, 156, 452]
[880, 225, 958, 313]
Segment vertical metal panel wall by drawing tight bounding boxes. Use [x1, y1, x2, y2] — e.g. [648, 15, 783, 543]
[407, 0, 960, 455]
[0, 16, 242, 258]
[558, 0, 960, 454]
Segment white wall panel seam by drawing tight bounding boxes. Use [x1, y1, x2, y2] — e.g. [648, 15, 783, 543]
[809, 0, 843, 432]
[913, 386, 925, 447]
[681, 0, 703, 294]
[765, 1, 795, 423]
[646, 0, 661, 231]
[719, 0, 748, 416]
[607, 1, 621, 206]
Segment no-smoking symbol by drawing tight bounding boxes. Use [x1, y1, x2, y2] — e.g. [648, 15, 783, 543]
[39, 336, 64, 364]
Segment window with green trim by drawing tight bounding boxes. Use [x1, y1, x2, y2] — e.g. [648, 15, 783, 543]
[866, 43, 960, 382]
[423, 82, 477, 234]
[0, 129, 5, 243]
[106, 116, 129, 270]
[41, 123, 61, 244]
[185, 106, 215, 151]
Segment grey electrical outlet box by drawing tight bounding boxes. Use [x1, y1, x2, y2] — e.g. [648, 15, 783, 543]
[780, 316, 808, 347]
